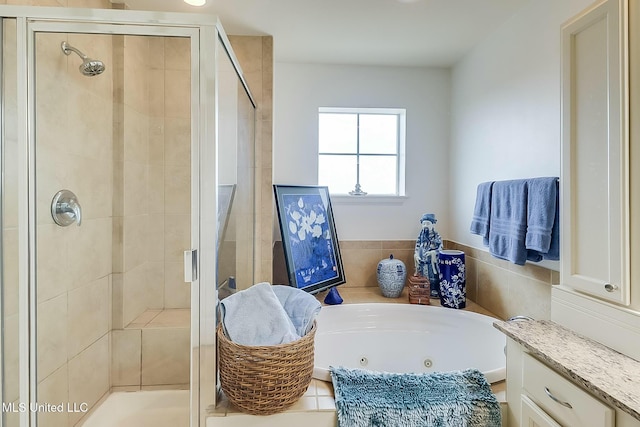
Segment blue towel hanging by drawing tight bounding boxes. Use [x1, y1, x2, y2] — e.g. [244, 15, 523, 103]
[525, 177, 559, 260]
[470, 181, 494, 246]
[472, 177, 560, 265]
[488, 179, 529, 265]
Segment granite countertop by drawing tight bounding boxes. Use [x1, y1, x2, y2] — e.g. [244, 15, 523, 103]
[494, 319, 640, 421]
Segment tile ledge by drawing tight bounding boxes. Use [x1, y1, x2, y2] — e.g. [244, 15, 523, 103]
[124, 308, 190, 329]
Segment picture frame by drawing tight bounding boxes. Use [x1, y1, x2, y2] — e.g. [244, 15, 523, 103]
[273, 185, 346, 294]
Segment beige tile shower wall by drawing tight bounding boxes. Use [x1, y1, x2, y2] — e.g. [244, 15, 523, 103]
[162, 36, 191, 308]
[120, 35, 151, 326]
[113, 34, 191, 329]
[229, 36, 274, 284]
[30, 17, 113, 427]
[111, 35, 191, 389]
[113, 34, 162, 329]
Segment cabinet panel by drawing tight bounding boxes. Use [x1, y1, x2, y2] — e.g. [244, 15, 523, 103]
[571, 14, 610, 282]
[561, 0, 630, 304]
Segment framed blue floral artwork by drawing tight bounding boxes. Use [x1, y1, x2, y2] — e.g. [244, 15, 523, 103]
[274, 185, 346, 294]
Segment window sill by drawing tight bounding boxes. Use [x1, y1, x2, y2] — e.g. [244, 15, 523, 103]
[330, 195, 408, 205]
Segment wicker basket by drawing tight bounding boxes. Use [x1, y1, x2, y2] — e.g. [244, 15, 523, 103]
[217, 322, 316, 415]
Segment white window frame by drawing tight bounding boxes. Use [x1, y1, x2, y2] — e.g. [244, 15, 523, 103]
[318, 107, 406, 197]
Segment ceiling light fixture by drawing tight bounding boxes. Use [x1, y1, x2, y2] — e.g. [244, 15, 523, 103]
[184, 0, 206, 6]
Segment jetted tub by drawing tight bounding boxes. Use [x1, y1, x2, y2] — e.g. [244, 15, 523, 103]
[313, 303, 506, 384]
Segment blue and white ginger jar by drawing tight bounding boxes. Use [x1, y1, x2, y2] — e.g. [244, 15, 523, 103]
[376, 254, 407, 298]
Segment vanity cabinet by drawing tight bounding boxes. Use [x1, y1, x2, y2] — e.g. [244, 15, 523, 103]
[505, 338, 640, 427]
[560, 0, 630, 305]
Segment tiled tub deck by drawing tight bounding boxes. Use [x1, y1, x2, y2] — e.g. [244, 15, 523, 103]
[209, 287, 507, 427]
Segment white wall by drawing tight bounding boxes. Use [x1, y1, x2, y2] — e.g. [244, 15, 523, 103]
[273, 63, 451, 240]
[449, 0, 595, 251]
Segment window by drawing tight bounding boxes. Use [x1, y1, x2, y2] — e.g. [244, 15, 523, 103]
[318, 107, 405, 196]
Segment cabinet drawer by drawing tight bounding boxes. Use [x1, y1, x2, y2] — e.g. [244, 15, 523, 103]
[522, 353, 614, 427]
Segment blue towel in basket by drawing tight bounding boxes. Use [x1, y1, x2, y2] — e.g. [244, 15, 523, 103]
[272, 285, 321, 337]
[330, 367, 501, 427]
[219, 282, 300, 346]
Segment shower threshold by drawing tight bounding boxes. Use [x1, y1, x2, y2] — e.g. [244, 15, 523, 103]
[80, 390, 189, 427]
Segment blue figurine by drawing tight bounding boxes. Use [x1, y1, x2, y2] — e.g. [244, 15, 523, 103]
[324, 287, 343, 305]
[414, 213, 443, 298]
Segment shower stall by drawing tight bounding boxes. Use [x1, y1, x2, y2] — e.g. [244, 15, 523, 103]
[0, 6, 255, 427]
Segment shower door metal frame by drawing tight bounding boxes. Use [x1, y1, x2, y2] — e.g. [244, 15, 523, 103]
[0, 5, 254, 427]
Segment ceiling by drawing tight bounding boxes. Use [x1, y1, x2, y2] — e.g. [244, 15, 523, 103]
[121, 0, 529, 67]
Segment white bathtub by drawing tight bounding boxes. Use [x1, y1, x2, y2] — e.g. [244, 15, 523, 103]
[313, 303, 506, 384]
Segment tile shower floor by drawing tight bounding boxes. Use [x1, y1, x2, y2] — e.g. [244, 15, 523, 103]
[80, 390, 189, 427]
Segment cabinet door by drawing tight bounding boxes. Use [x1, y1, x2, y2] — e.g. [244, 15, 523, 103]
[521, 395, 562, 427]
[561, 0, 630, 305]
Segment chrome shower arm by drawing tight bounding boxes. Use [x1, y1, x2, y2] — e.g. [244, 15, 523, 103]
[61, 41, 88, 60]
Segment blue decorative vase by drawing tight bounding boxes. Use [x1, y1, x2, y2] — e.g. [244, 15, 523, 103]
[438, 250, 466, 309]
[376, 254, 406, 298]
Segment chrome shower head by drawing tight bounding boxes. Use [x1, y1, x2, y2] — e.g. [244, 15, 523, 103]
[61, 41, 106, 77]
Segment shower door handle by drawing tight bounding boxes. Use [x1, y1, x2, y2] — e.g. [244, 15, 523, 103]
[51, 190, 82, 227]
[184, 249, 198, 282]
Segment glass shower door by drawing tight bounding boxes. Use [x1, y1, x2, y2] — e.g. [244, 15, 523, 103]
[32, 30, 194, 426]
[0, 8, 256, 426]
[216, 34, 256, 294]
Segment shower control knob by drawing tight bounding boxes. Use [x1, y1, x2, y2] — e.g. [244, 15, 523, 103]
[51, 190, 82, 227]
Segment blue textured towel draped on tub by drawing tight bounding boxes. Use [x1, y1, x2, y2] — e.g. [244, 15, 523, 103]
[470, 177, 559, 265]
[330, 366, 502, 427]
